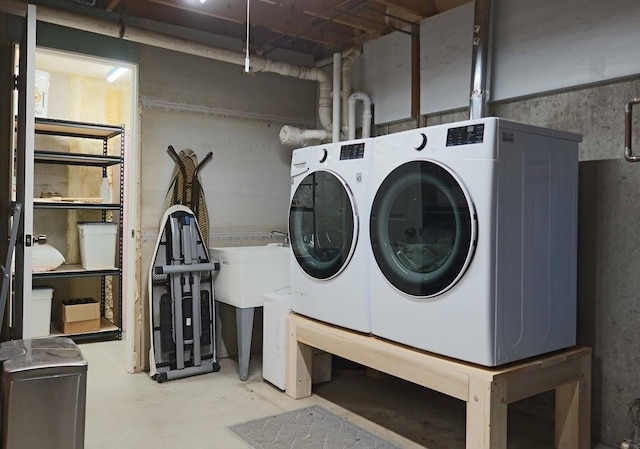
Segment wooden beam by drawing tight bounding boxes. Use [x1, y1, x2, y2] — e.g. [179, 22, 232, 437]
[434, 0, 473, 13]
[106, 0, 121, 12]
[555, 356, 591, 449]
[285, 314, 313, 399]
[373, 0, 438, 17]
[411, 23, 419, 119]
[141, 0, 357, 48]
[466, 377, 508, 449]
[288, 314, 472, 401]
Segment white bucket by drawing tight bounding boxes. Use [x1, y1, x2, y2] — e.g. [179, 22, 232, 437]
[78, 222, 118, 270]
[34, 69, 50, 118]
[31, 287, 53, 337]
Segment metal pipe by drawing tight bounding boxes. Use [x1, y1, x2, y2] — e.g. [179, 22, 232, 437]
[625, 98, 640, 162]
[469, 0, 493, 119]
[332, 53, 341, 142]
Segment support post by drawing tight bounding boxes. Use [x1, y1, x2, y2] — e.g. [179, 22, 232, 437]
[285, 314, 312, 399]
[466, 377, 507, 449]
[555, 356, 592, 449]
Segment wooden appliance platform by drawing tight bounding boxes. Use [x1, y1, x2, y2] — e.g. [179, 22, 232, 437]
[285, 313, 591, 449]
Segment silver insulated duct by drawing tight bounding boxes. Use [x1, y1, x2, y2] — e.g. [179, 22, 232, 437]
[469, 0, 493, 119]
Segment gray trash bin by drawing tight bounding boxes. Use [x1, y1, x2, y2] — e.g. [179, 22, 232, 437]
[0, 337, 88, 449]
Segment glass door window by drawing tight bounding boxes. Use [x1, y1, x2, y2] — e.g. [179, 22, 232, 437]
[289, 171, 356, 280]
[370, 161, 476, 297]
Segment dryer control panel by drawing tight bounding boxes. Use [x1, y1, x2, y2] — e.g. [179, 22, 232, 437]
[446, 124, 485, 146]
[340, 143, 365, 160]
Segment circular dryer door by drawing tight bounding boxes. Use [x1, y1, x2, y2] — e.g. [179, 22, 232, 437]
[370, 160, 476, 297]
[289, 170, 357, 280]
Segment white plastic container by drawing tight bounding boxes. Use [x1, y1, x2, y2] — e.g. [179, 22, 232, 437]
[34, 70, 50, 118]
[262, 287, 331, 390]
[31, 287, 53, 337]
[262, 287, 292, 390]
[77, 222, 117, 270]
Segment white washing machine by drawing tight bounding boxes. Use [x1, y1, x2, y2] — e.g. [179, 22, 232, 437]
[369, 117, 581, 366]
[289, 139, 373, 332]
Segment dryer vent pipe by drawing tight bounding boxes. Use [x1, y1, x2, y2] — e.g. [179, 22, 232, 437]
[469, 0, 493, 119]
[279, 126, 331, 147]
[0, 1, 334, 134]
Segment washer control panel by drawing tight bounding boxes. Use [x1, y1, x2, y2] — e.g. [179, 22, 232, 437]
[340, 143, 365, 160]
[446, 124, 485, 146]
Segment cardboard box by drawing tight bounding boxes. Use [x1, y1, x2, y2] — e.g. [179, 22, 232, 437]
[56, 297, 100, 334]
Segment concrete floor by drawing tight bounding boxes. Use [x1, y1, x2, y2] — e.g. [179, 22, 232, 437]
[82, 341, 613, 449]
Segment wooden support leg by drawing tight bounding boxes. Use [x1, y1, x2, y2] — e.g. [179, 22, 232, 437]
[466, 377, 507, 449]
[285, 315, 313, 399]
[555, 356, 591, 449]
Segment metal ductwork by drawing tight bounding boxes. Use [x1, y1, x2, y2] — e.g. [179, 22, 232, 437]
[469, 0, 493, 119]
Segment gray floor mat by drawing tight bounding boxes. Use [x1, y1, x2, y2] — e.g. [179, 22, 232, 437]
[227, 405, 401, 449]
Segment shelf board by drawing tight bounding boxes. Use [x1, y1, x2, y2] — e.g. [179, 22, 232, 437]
[32, 264, 120, 279]
[48, 318, 121, 342]
[35, 117, 122, 140]
[34, 201, 121, 210]
[34, 150, 122, 167]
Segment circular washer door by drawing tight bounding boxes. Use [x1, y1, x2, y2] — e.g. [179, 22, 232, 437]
[370, 160, 476, 297]
[289, 170, 357, 280]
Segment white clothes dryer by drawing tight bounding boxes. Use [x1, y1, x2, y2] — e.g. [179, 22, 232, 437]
[369, 118, 581, 366]
[289, 139, 373, 333]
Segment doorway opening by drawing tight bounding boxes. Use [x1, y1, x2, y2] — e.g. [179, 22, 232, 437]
[26, 47, 139, 372]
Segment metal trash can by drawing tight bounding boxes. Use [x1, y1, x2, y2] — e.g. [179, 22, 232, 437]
[0, 337, 88, 449]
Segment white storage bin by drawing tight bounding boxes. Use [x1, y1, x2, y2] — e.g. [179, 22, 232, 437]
[31, 287, 53, 337]
[262, 288, 331, 390]
[262, 287, 292, 390]
[77, 222, 117, 270]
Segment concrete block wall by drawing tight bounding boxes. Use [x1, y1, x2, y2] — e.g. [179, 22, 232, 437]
[372, 76, 640, 446]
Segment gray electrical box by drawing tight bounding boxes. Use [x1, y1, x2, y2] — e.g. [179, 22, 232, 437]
[0, 338, 87, 449]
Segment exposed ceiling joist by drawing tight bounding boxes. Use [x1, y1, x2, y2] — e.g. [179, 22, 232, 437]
[69, 0, 473, 59]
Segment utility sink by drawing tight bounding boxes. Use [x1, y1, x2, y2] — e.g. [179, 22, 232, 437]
[209, 245, 290, 308]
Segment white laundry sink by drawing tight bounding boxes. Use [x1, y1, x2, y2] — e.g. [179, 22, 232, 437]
[209, 245, 290, 308]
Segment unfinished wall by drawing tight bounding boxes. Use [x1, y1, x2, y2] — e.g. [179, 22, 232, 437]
[139, 44, 317, 362]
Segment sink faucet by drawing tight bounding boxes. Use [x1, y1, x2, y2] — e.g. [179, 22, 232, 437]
[269, 230, 289, 247]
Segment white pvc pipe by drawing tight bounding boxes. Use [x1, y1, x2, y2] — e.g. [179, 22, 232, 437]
[341, 49, 360, 136]
[348, 92, 372, 140]
[332, 53, 341, 142]
[0, 0, 334, 132]
[279, 125, 331, 147]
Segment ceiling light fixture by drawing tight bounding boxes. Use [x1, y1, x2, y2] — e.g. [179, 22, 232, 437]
[199, 0, 206, 4]
[106, 67, 128, 83]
